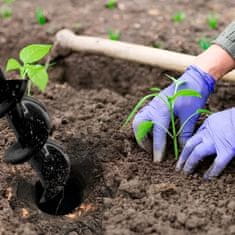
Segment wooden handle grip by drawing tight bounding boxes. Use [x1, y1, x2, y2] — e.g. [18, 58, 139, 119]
[56, 29, 235, 82]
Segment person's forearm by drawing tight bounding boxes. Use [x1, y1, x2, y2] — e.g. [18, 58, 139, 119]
[193, 44, 235, 81]
[193, 21, 235, 81]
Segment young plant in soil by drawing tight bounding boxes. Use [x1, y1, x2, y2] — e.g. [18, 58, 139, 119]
[0, 6, 12, 19]
[105, 0, 118, 9]
[152, 41, 164, 49]
[123, 75, 211, 159]
[108, 30, 121, 41]
[0, 0, 14, 19]
[198, 37, 212, 51]
[35, 8, 47, 25]
[3, 0, 15, 3]
[171, 11, 186, 23]
[207, 13, 218, 30]
[5, 44, 52, 95]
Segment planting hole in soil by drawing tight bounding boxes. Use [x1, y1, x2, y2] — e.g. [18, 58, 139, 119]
[35, 173, 85, 215]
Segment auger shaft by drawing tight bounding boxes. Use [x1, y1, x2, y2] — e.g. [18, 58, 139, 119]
[0, 69, 71, 203]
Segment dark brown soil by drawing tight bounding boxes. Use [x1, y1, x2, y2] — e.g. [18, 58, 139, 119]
[1, 0, 235, 234]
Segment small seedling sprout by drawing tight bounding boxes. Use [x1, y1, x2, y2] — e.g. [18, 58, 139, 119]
[105, 0, 118, 9]
[207, 13, 218, 30]
[123, 75, 211, 159]
[0, 0, 15, 19]
[35, 8, 47, 25]
[172, 11, 186, 23]
[5, 44, 52, 95]
[152, 42, 164, 49]
[198, 37, 212, 51]
[108, 30, 121, 41]
[0, 6, 12, 19]
[3, 0, 15, 3]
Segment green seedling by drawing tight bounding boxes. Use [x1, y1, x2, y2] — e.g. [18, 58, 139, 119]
[35, 8, 47, 25]
[6, 44, 52, 95]
[108, 30, 121, 41]
[2, 0, 15, 4]
[207, 14, 218, 29]
[123, 75, 211, 159]
[0, 0, 15, 19]
[0, 6, 12, 19]
[152, 42, 164, 49]
[198, 37, 212, 50]
[105, 0, 118, 9]
[172, 11, 186, 23]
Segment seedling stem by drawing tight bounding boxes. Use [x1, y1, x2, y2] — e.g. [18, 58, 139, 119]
[169, 99, 178, 158]
[124, 75, 211, 160]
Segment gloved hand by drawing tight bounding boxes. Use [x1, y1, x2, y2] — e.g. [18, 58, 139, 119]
[132, 65, 215, 162]
[176, 108, 235, 179]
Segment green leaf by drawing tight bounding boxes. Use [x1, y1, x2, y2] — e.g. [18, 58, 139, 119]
[197, 108, 212, 115]
[207, 14, 218, 29]
[198, 38, 212, 51]
[6, 58, 21, 72]
[152, 42, 163, 49]
[171, 89, 202, 102]
[105, 0, 118, 9]
[172, 11, 186, 23]
[26, 65, 48, 91]
[0, 6, 12, 19]
[177, 108, 212, 136]
[20, 44, 52, 64]
[149, 87, 161, 92]
[123, 93, 159, 126]
[135, 121, 153, 144]
[35, 8, 47, 25]
[3, 0, 15, 4]
[108, 30, 121, 41]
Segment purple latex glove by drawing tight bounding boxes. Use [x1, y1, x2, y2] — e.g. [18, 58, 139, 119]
[176, 108, 235, 179]
[132, 65, 215, 162]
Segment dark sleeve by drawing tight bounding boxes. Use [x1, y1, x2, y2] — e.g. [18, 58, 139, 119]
[214, 21, 235, 59]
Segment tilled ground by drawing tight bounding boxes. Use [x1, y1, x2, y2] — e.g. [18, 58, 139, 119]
[1, 0, 235, 234]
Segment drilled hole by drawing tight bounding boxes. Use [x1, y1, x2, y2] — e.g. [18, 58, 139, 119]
[35, 175, 85, 215]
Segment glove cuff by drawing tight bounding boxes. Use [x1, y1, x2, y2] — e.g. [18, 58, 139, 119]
[186, 65, 216, 94]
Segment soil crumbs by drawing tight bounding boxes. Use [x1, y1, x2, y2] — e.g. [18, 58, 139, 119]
[1, 0, 235, 235]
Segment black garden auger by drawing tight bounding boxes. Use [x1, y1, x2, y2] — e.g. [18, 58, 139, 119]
[0, 69, 73, 212]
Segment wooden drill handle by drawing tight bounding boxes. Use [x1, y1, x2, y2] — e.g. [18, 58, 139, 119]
[55, 29, 235, 82]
